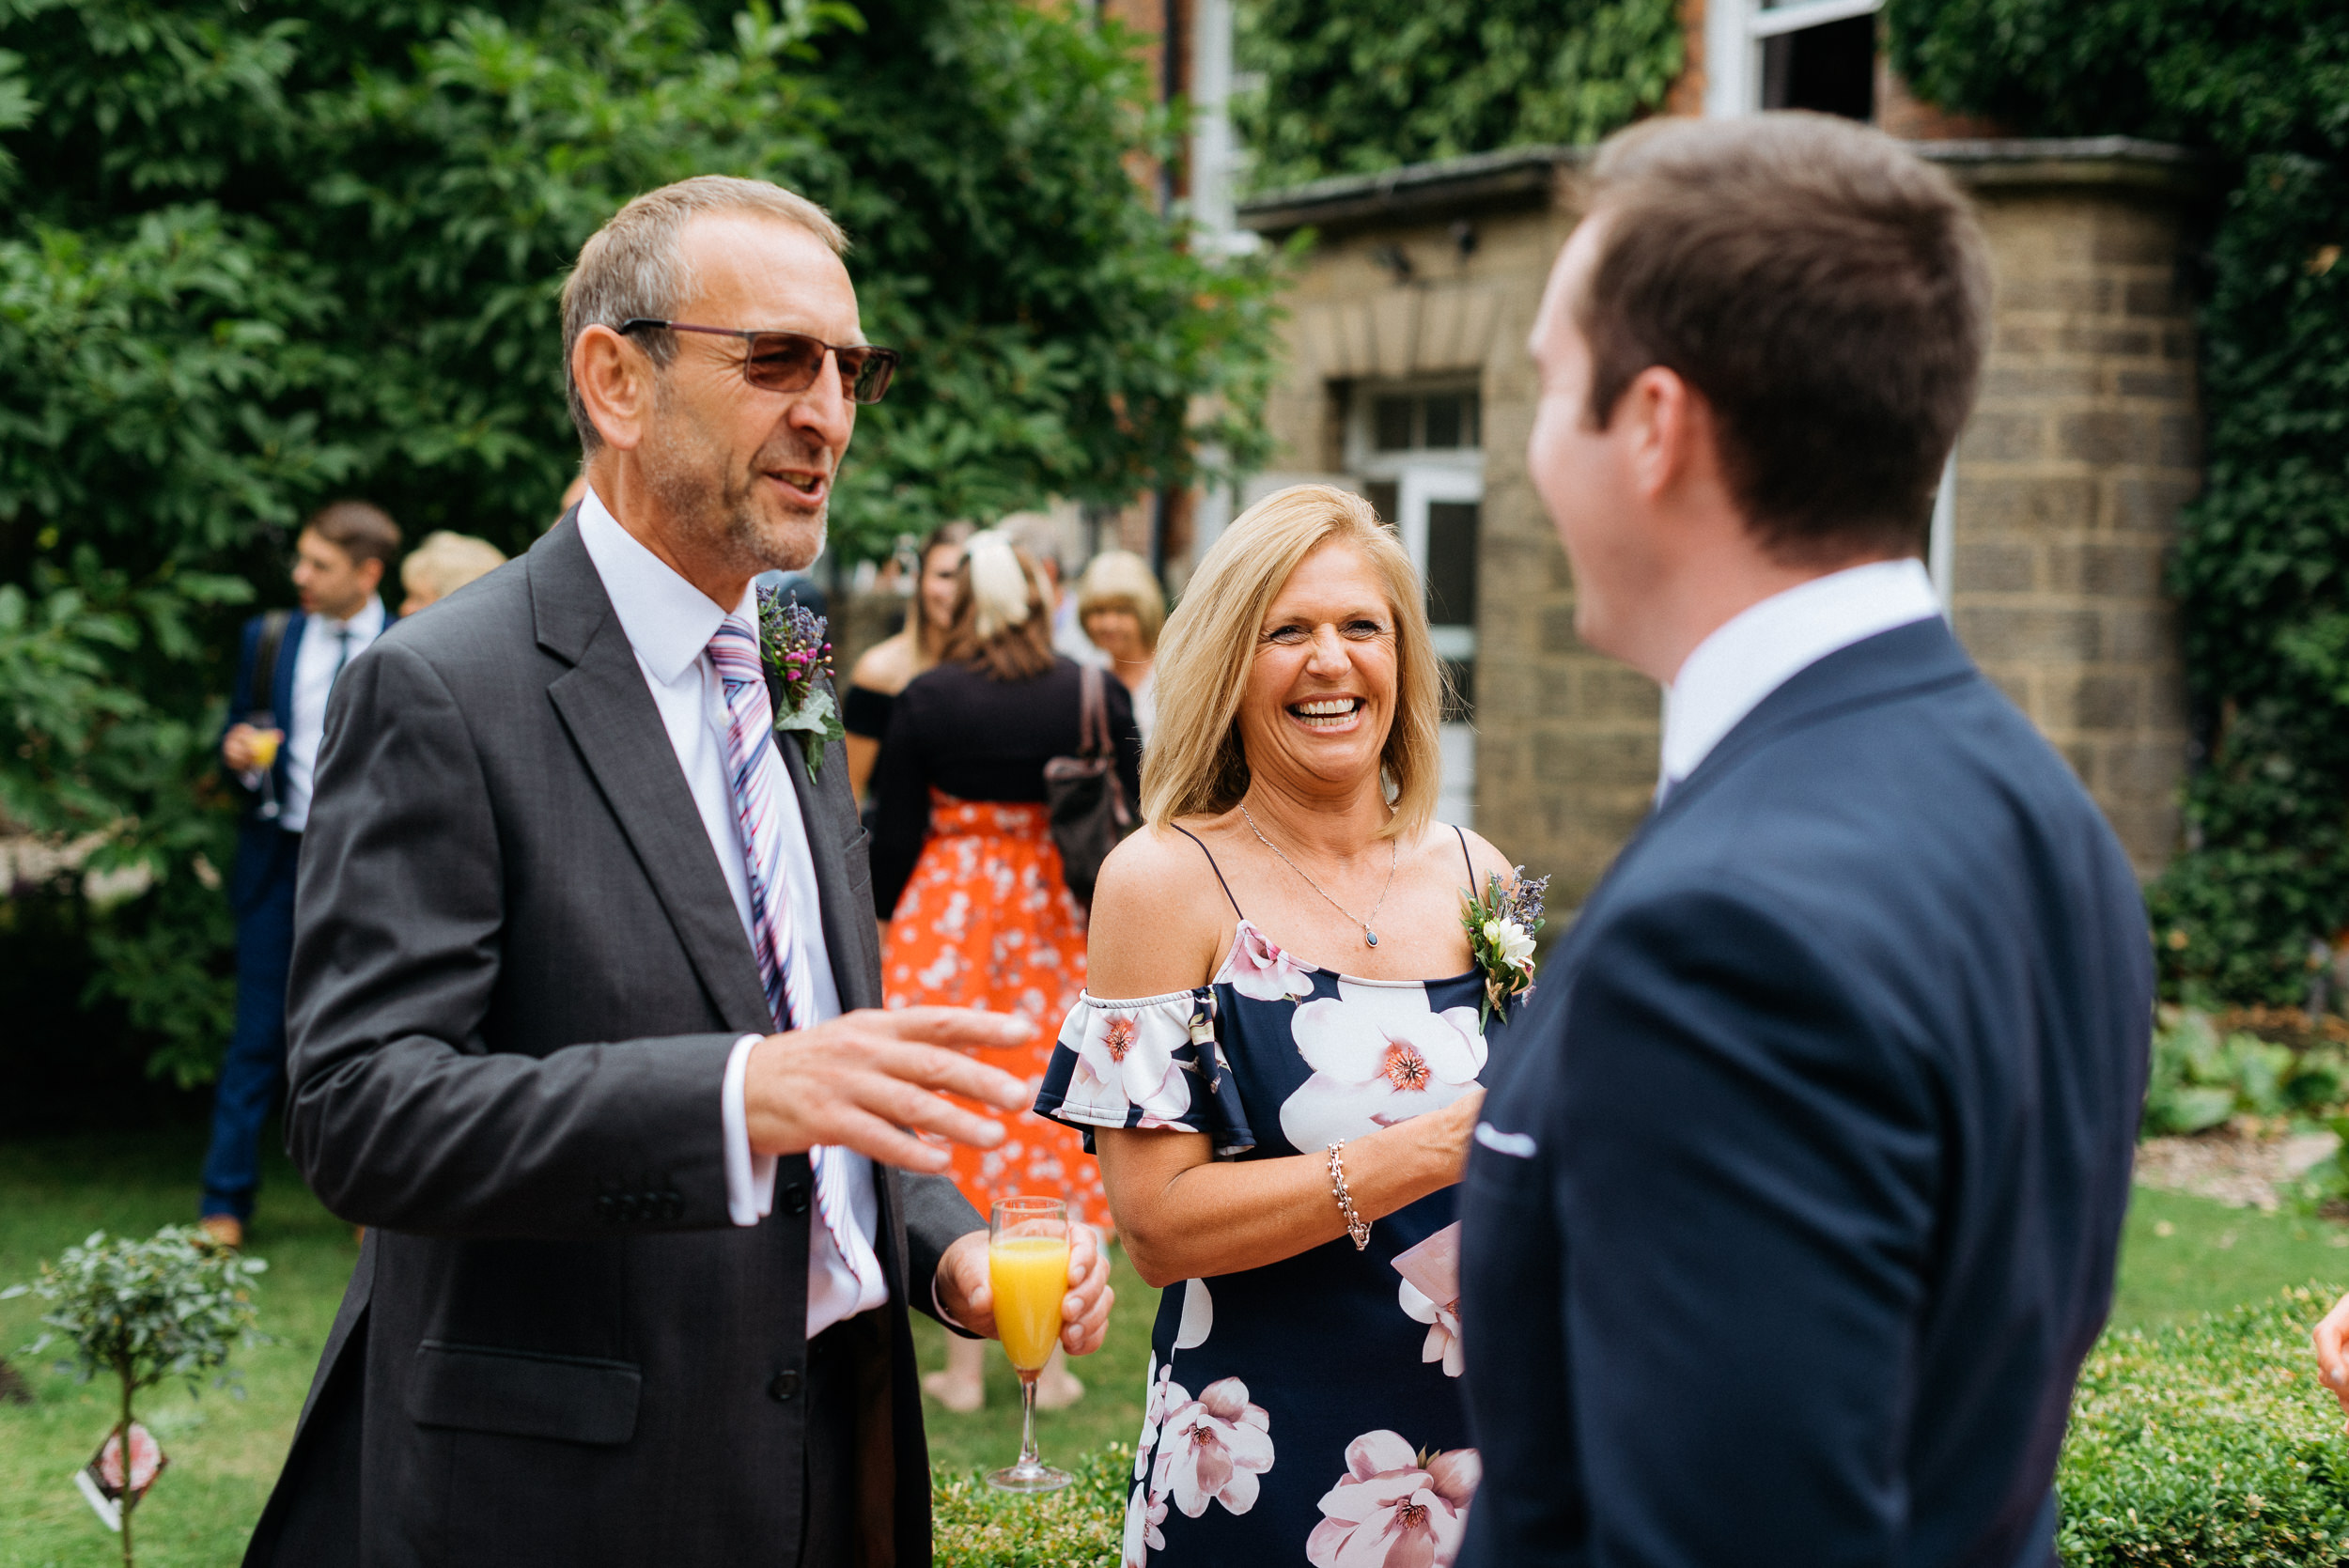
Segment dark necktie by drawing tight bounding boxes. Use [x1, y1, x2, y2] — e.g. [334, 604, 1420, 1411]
[329, 628, 353, 691]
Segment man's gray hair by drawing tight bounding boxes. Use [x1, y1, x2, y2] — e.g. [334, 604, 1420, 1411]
[560, 175, 848, 454]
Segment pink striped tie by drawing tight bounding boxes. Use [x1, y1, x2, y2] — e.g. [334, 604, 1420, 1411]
[708, 614, 878, 1296]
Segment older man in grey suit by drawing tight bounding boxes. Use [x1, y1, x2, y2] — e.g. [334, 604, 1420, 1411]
[244, 176, 1114, 1568]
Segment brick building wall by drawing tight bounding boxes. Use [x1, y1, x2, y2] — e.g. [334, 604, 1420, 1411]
[1239, 140, 2209, 901]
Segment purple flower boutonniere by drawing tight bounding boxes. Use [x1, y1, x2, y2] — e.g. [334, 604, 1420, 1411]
[756, 590, 846, 776]
[1461, 866, 1549, 1025]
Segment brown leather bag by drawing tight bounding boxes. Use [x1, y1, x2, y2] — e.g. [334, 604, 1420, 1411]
[1043, 664, 1135, 908]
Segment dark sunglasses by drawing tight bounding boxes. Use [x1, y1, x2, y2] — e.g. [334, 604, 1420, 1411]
[618, 318, 900, 405]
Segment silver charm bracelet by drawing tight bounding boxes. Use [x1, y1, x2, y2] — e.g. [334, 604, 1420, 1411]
[1327, 1140, 1370, 1250]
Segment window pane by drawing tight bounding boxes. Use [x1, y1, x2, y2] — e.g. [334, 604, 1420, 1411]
[1374, 396, 1415, 452]
[1440, 659, 1476, 724]
[1365, 480, 1400, 528]
[1761, 14, 1875, 121]
[1465, 392, 1482, 449]
[1425, 501, 1479, 628]
[1423, 395, 1464, 450]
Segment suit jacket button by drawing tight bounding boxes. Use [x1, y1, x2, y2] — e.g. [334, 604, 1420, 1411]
[782, 1183, 810, 1217]
[769, 1370, 802, 1402]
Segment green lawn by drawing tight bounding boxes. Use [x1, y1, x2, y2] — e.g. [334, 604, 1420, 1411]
[0, 1128, 1159, 1567]
[5, 1131, 2345, 1566]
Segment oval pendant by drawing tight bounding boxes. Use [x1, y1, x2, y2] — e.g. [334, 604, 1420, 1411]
[1364, 931, 1379, 947]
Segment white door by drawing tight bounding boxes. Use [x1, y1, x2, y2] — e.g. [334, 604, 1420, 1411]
[1396, 465, 1483, 830]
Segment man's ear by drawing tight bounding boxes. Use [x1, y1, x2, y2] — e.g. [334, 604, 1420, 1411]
[356, 556, 385, 595]
[1623, 365, 1711, 507]
[572, 325, 651, 452]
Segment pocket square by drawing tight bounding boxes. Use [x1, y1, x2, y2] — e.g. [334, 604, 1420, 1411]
[1473, 1122, 1537, 1158]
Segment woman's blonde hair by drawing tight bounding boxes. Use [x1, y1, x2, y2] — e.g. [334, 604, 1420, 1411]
[939, 531, 1056, 681]
[1142, 484, 1443, 839]
[399, 531, 507, 604]
[1075, 551, 1166, 653]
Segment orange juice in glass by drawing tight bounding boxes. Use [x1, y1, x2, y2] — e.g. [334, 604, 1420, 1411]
[985, 1197, 1073, 1493]
[246, 728, 282, 770]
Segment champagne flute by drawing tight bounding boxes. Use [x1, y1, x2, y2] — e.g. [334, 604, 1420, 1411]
[985, 1196, 1074, 1494]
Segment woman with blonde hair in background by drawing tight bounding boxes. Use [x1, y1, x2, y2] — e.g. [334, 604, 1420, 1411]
[1076, 549, 1165, 742]
[397, 531, 507, 616]
[844, 518, 973, 800]
[877, 530, 1143, 1412]
[1034, 484, 1526, 1564]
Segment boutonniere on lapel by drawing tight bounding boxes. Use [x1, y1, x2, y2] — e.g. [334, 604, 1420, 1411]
[1461, 866, 1549, 1025]
[755, 589, 846, 775]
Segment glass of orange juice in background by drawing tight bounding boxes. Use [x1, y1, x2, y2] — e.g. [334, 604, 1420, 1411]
[243, 720, 286, 820]
[985, 1196, 1073, 1494]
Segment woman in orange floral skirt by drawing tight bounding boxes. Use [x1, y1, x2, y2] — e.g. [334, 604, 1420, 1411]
[873, 530, 1143, 1411]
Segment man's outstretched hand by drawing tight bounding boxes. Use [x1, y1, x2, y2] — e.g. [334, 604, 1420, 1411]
[935, 1224, 1115, 1357]
[2314, 1289, 2349, 1428]
[742, 1006, 1034, 1173]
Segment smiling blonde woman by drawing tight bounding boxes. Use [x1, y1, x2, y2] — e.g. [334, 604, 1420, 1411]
[1033, 483, 1522, 1566]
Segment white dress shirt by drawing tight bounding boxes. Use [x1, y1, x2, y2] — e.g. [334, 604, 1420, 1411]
[577, 489, 888, 1336]
[281, 596, 386, 832]
[1659, 558, 1943, 796]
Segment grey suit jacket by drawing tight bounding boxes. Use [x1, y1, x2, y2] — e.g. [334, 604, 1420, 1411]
[244, 515, 982, 1568]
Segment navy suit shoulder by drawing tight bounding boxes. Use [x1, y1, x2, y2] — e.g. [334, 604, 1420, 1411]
[1459, 618, 2151, 1568]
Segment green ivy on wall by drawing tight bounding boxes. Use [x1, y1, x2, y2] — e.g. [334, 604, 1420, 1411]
[1233, 0, 1684, 191]
[1885, 0, 2349, 1006]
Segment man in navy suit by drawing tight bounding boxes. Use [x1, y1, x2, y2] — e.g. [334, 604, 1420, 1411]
[1456, 115, 2152, 1567]
[200, 502, 401, 1245]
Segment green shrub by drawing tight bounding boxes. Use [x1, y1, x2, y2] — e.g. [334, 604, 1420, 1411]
[931, 1442, 1128, 1568]
[2146, 1007, 2316, 1135]
[2060, 1286, 2349, 1565]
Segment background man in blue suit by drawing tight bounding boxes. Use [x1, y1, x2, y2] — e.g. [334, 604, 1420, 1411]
[1457, 115, 2152, 1567]
[201, 501, 401, 1246]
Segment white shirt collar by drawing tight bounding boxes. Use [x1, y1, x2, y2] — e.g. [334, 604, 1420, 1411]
[575, 484, 754, 685]
[315, 596, 386, 639]
[1660, 557, 1942, 788]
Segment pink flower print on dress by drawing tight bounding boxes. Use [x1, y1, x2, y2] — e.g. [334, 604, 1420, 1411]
[1221, 918, 1316, 1001]
[1122, 1483, 1170, 1567]
[1396, 1280, 1463, 1378]
[1305, 1431, 1480, 1568]
[1135, 1357, 1180, 1482]
[1150, 1375, 1275, 1519]
[1064, 1001, 1193, 1126]
[1279, 981, 1487, 1152]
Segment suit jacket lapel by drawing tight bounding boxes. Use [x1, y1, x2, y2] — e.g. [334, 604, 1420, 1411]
[770, 667, 879, 1015]
[534, 521, 777, 1038]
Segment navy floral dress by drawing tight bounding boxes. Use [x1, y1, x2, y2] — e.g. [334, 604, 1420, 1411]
[1034, 832, 1508, 1568]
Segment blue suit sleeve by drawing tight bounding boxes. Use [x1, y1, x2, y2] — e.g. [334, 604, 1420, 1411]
[1548, 881, 1938, 1566]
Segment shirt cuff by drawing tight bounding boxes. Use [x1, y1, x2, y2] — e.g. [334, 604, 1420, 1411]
[722, 1033, 778, 1227]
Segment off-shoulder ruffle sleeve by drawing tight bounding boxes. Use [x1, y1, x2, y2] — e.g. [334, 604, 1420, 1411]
[1033, 988, 1255, 1157]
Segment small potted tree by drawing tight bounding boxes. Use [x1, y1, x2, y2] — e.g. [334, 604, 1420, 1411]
[5, 1225, 265, 1567]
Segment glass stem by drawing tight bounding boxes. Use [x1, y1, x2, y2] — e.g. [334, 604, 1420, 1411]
[1016, 1367, 1042, 1471]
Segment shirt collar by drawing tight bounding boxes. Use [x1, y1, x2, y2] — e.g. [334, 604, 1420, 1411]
[314, 596, 386, 640]
[575, 484, 755, 687]
[1660, 557, 1942, 787]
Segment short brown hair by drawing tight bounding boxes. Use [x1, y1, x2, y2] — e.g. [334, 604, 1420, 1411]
[1578, 113, 1992, 560]
[303, 501, 401, 571]
[560, 176, 848, 454]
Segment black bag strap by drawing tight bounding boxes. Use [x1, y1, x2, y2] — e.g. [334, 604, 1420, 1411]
[1078, 663, 1111, 760]
[248, 609, 293, 724]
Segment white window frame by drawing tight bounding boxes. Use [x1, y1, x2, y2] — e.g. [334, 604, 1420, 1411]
[1703, 0, 1885, 118]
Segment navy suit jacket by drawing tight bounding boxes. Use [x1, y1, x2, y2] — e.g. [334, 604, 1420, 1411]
[1458, 617, 2151, 1568]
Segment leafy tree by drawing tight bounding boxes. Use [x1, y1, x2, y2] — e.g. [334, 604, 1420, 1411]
[0, 0, 1280, 1082]
[5, 1226, 266, 1565]
[1234, 0, 1683, 190]
[1886, 0, 2349, 1004]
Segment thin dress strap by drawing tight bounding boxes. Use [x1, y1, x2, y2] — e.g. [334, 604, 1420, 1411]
[1454, 823, 1475, 886]
[1171, 824, 1245, 919]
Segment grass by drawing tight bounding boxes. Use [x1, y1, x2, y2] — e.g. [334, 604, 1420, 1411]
[6, 1132, 2347, 1566]
[0, 1127, 1159, 1567]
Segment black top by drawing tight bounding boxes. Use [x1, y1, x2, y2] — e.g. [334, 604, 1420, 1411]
[840, 682, 894, 741]
[872, 657, 1143, 917]
[1457, 617, 2154, 1568]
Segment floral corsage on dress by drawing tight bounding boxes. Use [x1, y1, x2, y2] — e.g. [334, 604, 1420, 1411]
[1461, 866, 1548, 1023]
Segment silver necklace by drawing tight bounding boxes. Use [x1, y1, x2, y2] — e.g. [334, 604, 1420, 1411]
[1240, 804, 1399, 948]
